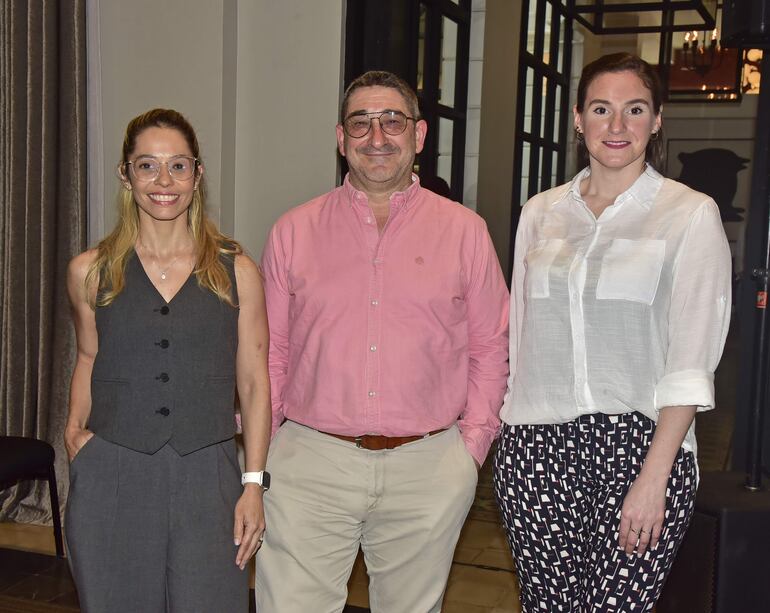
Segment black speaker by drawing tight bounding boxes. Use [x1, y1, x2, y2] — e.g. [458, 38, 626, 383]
[657, 472, 770, 613]
[721, 0, 770, 49]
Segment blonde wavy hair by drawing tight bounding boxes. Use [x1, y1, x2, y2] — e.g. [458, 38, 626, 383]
[86, 109, 241, 307]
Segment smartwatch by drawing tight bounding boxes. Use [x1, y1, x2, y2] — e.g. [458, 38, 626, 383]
[241, 471, 271, 491]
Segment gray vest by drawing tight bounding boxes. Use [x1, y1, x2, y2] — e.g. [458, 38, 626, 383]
[88, 253, 239, 455]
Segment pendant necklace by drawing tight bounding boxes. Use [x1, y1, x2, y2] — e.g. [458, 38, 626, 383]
[138, 243, 188, 282]
[157, 255, 181, 281]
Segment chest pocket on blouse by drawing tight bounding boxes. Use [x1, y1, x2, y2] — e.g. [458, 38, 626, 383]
[524, 239, 564, 299]
[596, 238, 665, 305]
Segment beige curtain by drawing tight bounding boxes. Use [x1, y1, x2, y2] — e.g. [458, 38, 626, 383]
[0, 0, 87, 523]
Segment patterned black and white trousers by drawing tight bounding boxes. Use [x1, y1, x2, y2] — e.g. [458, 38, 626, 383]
[493, 411, 697, 612]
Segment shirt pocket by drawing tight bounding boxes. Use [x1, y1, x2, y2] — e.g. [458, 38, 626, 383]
[596, 238, 665, 305]
[524, 238, 564, 299]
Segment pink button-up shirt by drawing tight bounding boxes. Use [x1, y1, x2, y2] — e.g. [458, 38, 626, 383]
[261, 176, 509, 464]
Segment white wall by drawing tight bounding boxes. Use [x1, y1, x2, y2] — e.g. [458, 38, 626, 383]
[476, 0, 522, 272]
[232, 1, 344, 259]
[89, 0, 344, 259]
[92, 0, 227, 236]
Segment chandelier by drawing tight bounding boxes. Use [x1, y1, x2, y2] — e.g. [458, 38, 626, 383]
[682, 27, 725, 75]
[664, 4, 744, 102]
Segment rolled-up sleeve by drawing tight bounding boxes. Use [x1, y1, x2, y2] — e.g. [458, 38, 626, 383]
[654, 199, 731, 412]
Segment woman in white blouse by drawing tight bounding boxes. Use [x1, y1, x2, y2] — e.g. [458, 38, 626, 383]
[494, 53, 731, 612]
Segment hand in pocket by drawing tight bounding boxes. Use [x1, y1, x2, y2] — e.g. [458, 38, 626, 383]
[65, 428, 95, 462]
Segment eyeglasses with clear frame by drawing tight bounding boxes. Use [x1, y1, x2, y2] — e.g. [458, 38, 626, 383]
[124, 155, 199, 181]
[342, 110, 416, 138]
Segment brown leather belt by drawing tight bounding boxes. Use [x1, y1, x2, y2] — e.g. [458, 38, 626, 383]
[319, 429, 447, 451]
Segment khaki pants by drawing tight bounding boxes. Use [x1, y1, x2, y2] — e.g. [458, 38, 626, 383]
[255, 421, 478, 613]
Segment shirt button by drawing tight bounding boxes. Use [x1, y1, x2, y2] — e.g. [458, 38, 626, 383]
[370, 345, 377, 352]
[156, 407, 170, 416]
[160, 306, 170, 315]
[156, 339, 170, 349]
[371, 300, 378, 306]
[157, 373, 169, 383]
[368, 391, 376, 397]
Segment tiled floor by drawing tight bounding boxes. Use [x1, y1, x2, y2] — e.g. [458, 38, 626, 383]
[0, 547, 79, 610]
[0, 325, 739, 612]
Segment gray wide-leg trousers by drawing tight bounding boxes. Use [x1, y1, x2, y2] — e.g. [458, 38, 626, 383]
[66, 436, 248, 613]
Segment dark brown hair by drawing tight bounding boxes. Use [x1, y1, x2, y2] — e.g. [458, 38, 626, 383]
[576, 53, 665, 171]
[340, 71, 420, 122]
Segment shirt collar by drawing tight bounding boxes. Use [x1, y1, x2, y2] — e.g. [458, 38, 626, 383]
[558, 164, 664, 210]
[343, 173, 422, 212]
[626, 164, 663, 209]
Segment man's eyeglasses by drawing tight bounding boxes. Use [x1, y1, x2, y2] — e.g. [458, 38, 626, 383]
[342, 111, 416, 138]
[125, 155, 199, 181]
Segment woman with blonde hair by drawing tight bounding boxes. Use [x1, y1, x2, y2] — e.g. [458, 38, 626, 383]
[64, 108, 270, 612]
[494, 53, 731, 611]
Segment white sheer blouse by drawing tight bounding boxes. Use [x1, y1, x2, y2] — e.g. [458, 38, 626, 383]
[500, 165, 732, 455]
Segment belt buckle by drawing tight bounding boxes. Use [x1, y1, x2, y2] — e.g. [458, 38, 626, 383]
[355, 436, 364, 449]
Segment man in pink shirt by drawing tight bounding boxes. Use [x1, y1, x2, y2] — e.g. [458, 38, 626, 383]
[256, 71, 509, 613]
